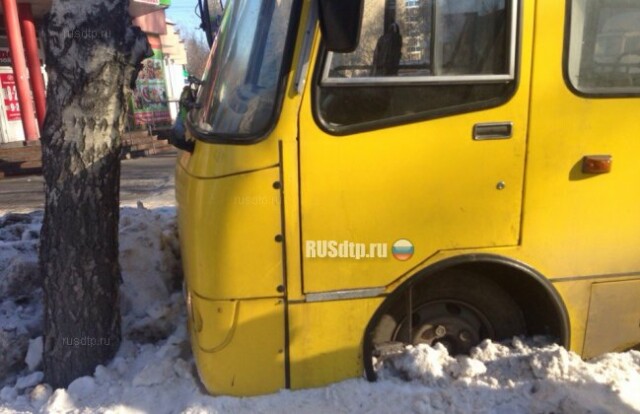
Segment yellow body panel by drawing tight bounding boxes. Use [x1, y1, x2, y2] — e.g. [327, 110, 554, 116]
[190, 294, 238, 352]
[190, 297, 286, 396]
[288, 298, 383, 389]
[548, 279, 592, 356]
[183, 134, 280, 179]
[176, 0, 640, 397]
[176, 164, 283, 299]
[584, 280, 640, 357]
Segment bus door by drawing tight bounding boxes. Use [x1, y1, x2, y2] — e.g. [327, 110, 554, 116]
[298, 0, 535, 293]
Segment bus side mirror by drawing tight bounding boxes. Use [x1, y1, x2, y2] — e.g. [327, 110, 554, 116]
[318, 0, 363, 53]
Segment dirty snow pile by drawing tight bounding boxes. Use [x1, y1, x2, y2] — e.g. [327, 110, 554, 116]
[1, 207, 640, 413]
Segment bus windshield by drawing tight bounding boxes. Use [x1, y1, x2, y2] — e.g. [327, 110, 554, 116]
[189, 0, 297, 142]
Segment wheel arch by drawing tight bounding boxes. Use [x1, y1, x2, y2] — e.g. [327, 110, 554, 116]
[363, 253, 571, 380]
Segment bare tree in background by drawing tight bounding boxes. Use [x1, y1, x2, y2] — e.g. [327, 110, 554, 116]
[207, 0, 224, 25]
[184, 0, 224, 77]
[40, 0, 150, 388]
[183, 31, 210, 77]
[201, 0, 224, 46]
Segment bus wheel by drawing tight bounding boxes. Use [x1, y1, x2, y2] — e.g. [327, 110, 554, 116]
[365, 270, 526, 380]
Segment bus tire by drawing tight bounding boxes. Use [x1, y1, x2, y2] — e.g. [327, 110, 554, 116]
[364, 269, 526, 380]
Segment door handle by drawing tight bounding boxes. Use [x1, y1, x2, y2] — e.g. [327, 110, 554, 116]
[473, 122, 513, 140]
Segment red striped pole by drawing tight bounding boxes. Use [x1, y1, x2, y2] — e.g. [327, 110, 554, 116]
[18, 3, 46, 130]
[2, 0, 38, 140]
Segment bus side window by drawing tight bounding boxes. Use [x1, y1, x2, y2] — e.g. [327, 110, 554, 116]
[316, 0, 517, 133]
[566, 0, 640, 95]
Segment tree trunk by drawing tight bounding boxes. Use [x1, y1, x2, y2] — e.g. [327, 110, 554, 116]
[40, 0, 150, 388]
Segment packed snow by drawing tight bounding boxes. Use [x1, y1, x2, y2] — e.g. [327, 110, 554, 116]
[0, 206, 639, 413]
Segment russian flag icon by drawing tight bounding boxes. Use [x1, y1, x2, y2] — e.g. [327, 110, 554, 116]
[392, 239, 414, 261]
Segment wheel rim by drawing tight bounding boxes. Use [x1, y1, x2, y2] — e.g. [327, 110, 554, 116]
[392, 299, 495, 355]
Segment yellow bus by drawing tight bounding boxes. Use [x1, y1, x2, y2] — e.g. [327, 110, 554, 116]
[175, 0, 640, 396]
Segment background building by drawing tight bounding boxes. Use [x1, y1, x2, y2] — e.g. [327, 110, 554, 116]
[0, 0, 187, 145]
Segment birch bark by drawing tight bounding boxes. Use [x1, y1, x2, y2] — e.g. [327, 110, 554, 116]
[40, 0, 150, 388]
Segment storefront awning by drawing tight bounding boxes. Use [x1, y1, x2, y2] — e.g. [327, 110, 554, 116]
[0, 0, 170, 20]
[0, 0, 52, 20]
[129, 0, 171, 18]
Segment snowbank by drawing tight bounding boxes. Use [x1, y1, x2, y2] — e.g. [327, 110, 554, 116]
[0, 207, 639, 413]
[0, 212, 43, 388]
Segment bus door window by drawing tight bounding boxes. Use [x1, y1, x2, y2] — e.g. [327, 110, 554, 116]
[316, 0, 517, 133]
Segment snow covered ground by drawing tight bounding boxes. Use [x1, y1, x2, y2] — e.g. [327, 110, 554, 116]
[1, 205, 639, 413]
